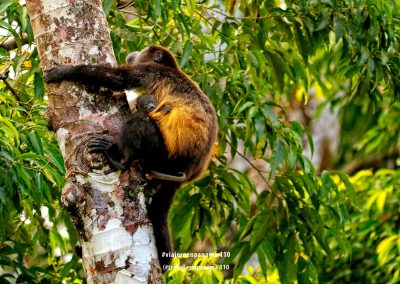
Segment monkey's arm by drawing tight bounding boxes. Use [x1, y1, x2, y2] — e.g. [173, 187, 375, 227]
[43, 64, 137, 90]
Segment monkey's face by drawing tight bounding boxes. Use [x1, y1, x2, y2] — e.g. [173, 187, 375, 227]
[136, 94, 156, 113]
[126, 46, 178, 69]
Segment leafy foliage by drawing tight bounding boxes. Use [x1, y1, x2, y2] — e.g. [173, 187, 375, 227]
[320, 169, 400, 283]
[0, 1, 82, 282]
[1, 0, 400, 283]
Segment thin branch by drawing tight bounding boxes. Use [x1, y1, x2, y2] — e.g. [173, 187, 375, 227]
[1, 76, 23, 102]
[0, 34, 29, 51]
[204, 7, 275, 21]
[342, 151, 399, 174]
[117, 0, 133, 10]
[119, 9, 138, 16]
[225, 138, 272, 188]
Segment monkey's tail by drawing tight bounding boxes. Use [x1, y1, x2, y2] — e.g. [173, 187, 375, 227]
[148, 181, 180, 271]
[150, 170, 186, 182]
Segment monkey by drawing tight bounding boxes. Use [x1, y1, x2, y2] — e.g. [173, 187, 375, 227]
[43, 45, 218, 269]
[87, 93, 173, 177]
[88, 93, 186, 181]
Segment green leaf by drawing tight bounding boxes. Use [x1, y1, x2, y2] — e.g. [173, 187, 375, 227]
[0, 20, 21, 49]
[277, 235, 297, 284]
[334, 16, 346, 40]
[248, 50, 258, 68]
[238, 217, 255, 241]
[154, 0, 161, 19]
[234, 243, 256, 280]
[250, 211, 270, 248]
[0, 117, 20, 147]
[222, 242, 246, 265]
[180, 40, 193, 68]
[256, 246, 268, 278]
[33, 73, 44, 100]
[262, 104, 279, 127]
[377, 236, 398, 265]
[0, 47, 9, 56]
[60, 255, 79, 278]
[28, 130, 44, 155]
[186, 0, 196, 15]
[298, 256, 318, 284]
[259, 239, 277, 265]
[358, 46, 370, 66]
[18, 6, 28, 32]
[177, 14, 191, 37]
[46, 147, 65, 172]
[302, 123, 314, 157]
[265, 50, 285, 92]
[270, 139, 285, 178]
[293, 22, 309, 62]
[321, 171, 334, 199]
[102, 0, 113, 15]
[234, 101, 254, 115]
[0, 0, 13, 15]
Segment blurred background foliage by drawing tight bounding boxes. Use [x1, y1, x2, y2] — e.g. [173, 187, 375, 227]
[1, 0, 400, 283]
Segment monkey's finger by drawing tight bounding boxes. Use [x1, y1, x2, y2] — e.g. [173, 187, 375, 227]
[90, 137, 113, 144]
[87, 140, 111, 147]
[87, 138, 113, 148]
[43, 67, 63, 83]
[86, 146, 107, 153]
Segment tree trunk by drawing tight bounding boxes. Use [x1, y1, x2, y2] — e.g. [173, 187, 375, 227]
[25, 0, 163, 282]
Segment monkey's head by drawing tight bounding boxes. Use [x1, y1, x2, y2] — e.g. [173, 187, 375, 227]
[136, 94, 156, 113]
[126, 45, 179, 69]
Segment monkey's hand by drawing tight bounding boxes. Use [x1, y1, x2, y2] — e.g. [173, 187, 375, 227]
[87, 137, 113, 154]
[87, 137, 127, 173]
[43, 63, 76, 83]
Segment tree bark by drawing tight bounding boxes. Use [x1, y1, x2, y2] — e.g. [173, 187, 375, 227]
[25, 0, 163, 282]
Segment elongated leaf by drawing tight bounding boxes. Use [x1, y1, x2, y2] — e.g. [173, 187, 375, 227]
[180, 40, 193, 68]
[270, 139, 285, 178]
[0, 0, 13, 15]
[29, 130, 44, 155]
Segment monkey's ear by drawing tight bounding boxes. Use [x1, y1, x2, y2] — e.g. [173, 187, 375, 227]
[154, 50, 163, 62]
[126, 52, 138, 64]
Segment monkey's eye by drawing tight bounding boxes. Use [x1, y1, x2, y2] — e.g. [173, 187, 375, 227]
[154, 51, 163, 62]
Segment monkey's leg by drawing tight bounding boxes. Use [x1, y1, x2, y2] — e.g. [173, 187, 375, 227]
[148, 181, 180, 270]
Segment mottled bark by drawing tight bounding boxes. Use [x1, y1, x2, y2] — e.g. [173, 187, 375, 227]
[25, 0, 163, 282]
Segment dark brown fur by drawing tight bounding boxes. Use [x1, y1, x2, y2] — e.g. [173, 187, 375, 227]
[44, 45, 218, 269]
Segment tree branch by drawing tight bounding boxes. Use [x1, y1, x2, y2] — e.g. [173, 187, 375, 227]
[0, 34, 29, 50]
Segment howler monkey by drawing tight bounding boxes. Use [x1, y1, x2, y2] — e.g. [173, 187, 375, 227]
[44, 45, 218, 269]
